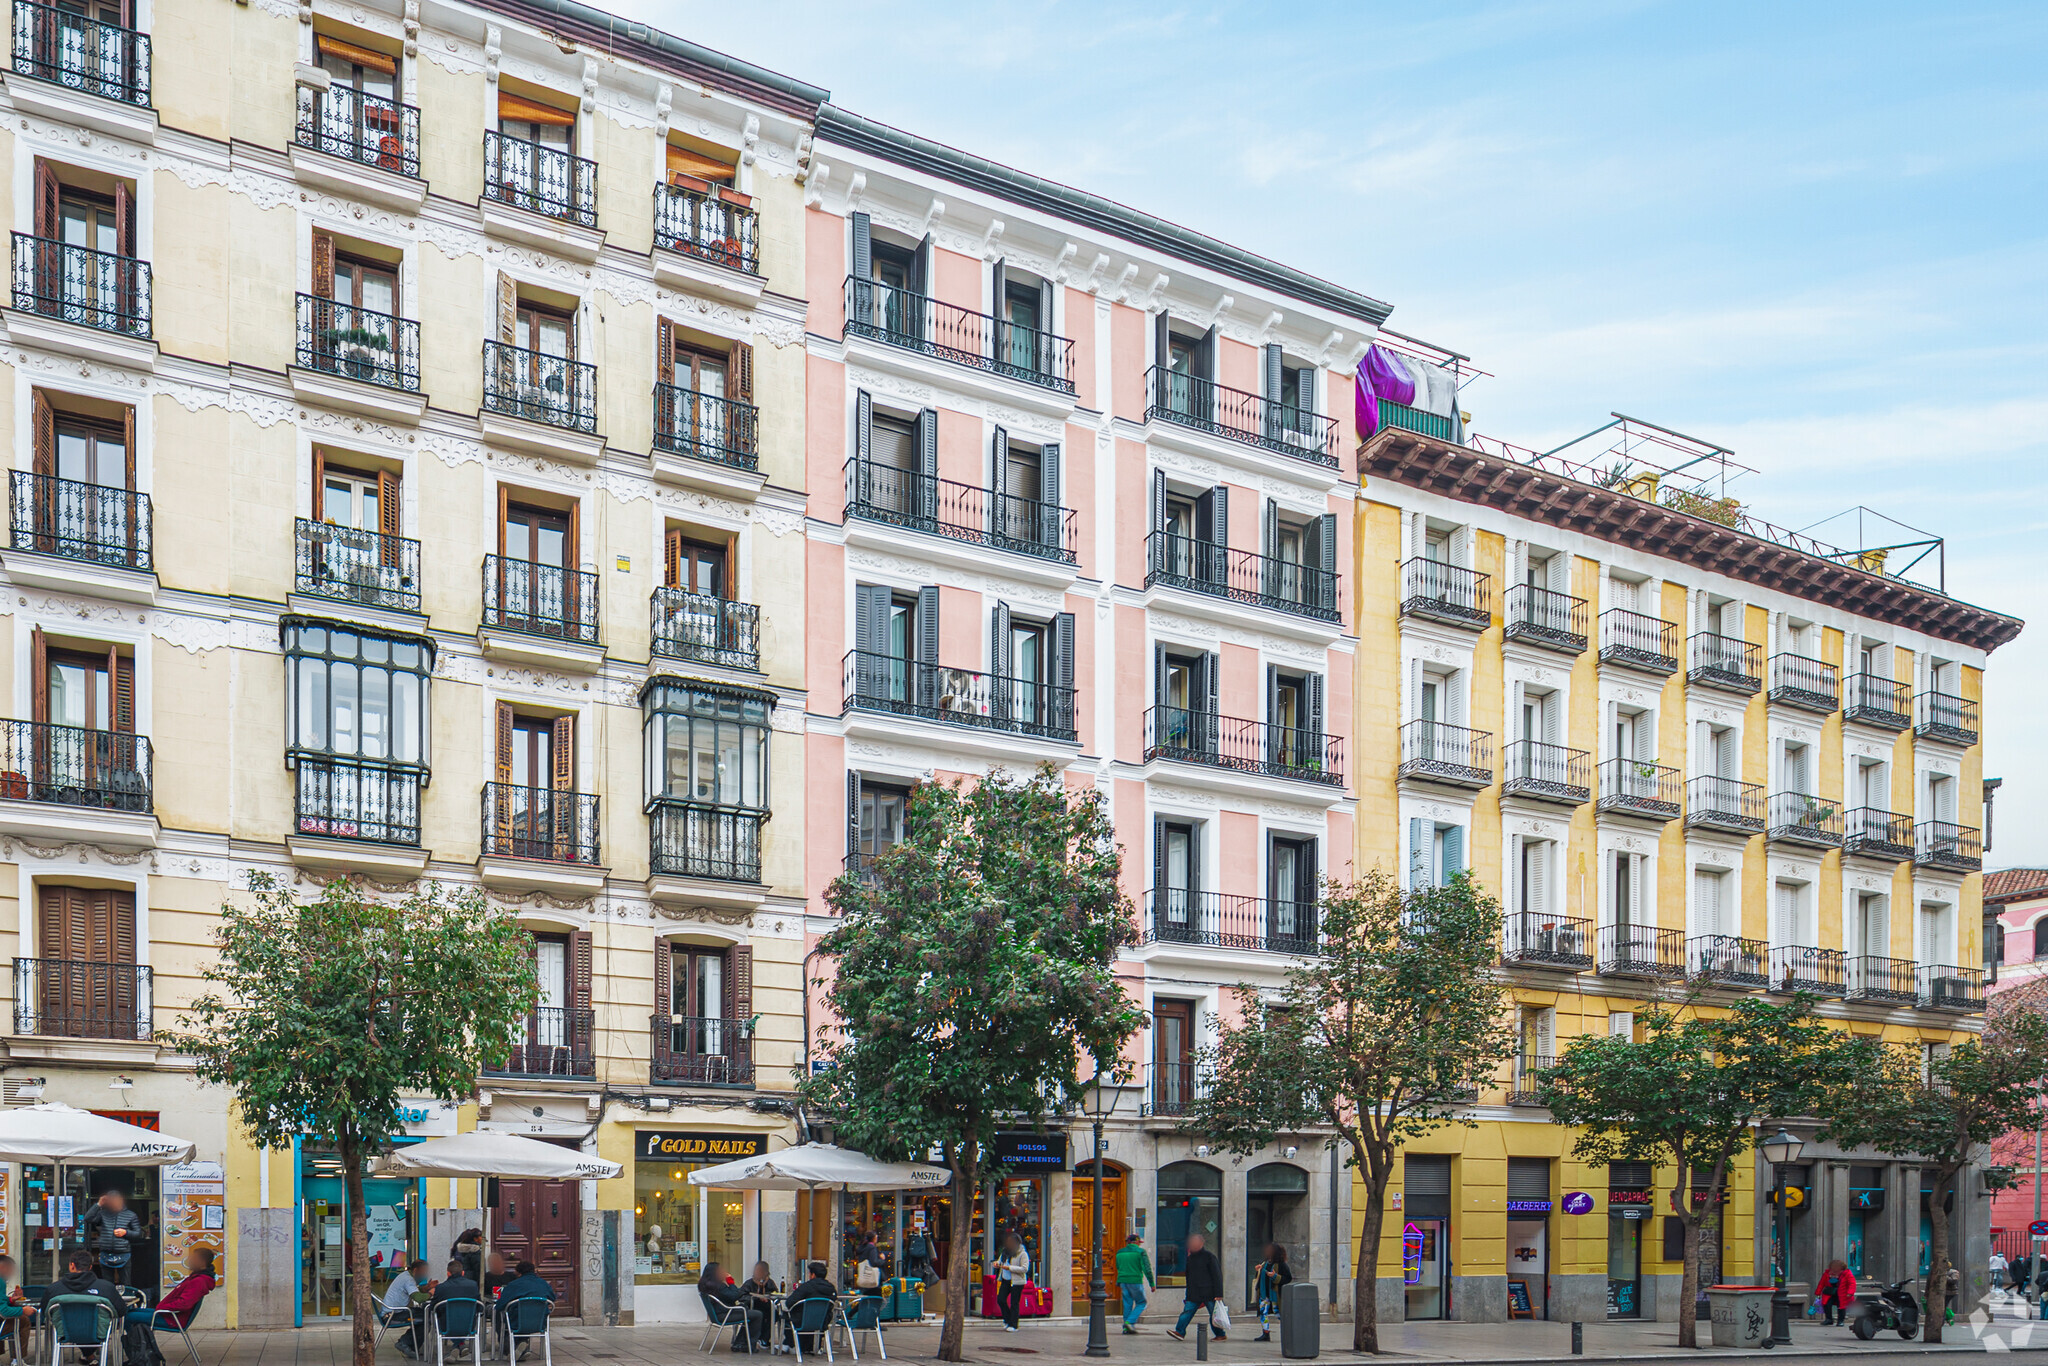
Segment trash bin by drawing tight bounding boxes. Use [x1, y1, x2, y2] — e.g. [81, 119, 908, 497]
[1705, 1285, 1775, 1349]
[1280, 1282, 1320, 1359]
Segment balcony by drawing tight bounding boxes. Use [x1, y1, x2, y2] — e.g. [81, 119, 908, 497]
[291, 754, 421, 847]
[292, 294, 423, 419]
[294, 518, 421, 617]
[1916, 964, 1984, 1013]
[1596, 758, 1682, 821]
[1508, 1055, 1555, 1107]
[1687, 632, 1760, 695]
[1766, 792, 1843, 849]
[9, 0, 153, 141]
[653, 382, 759, 480]
[0, 717, 149, 815]
[1500, 740, 1591, 806]
[480, 342, 600, 462]
[1689, 934, 1769, 989]
[1914, 691, 1978, 748]
[1142, 888, 1321, 956]
[1397, 720, 1491, 788]
[651, 1015, 754, 1087]
[1144, 530, 1337, 624]
[1845, 955, 1917, 1005]
[652, 588, 759, 672]
[1769, 653, 1838, 714]
[845, 651, 1078, 744]
[1143, 707, 1342, 787]
[13, 958, 150, 1041]
[844, 276, 1076, 395]
[1143, 365, 1335, 467]
[1843, 808, 1914, 862]
[1380, 399, 1453, 442]
[8, 471, 151, 578]
[481, 783, 599, 865]
[1599, 609, 1678, 675]
[1503, 585, 1587, 655]
[1768, 945, 1846, 997]
[487, 1007, 596, 1079]
[1686, 775, 1764, 834]
[11, 234, 152, 365]
[1501, 912, 1594, 971]
[291, 84, 421, 210]
[1144, 1060, 1208, 1119]
[480, 130, 601, 257]
[1598, 924, 1685, 980]
[1915, 820, 1983, 873]
[480, 556, 600, 670]
[648, 800, 763, 884]
[1399, 558, 1491, 630]
[653, 181, 760, 291]
[844, 458, 1077, 567]
[1843, 673, 1911, 730]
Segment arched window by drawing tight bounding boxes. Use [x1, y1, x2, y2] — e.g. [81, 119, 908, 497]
[2030, 917, 2048, 962]
[1156, 1161, 1222, 1288]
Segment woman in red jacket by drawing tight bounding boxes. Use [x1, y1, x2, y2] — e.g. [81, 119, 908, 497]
[1815, 1259, 1857, 1326]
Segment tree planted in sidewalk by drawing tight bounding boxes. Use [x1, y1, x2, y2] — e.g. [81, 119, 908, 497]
[800, 766, 1144, 1362]
[1177, 868, 1511, 1352]
[172, 875, 537, 1366]
[1539, 996, 1856, 1348]
[1819, 1009, 2048, 1341]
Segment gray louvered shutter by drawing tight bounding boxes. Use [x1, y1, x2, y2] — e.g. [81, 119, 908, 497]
[1507, 1158, 1550, 1200]
[1406, 1154, 1451, 1196]
[991, 257, 1006, 315]
[853, 389, 873, 507]
[853, 583, 891, 702]
[1261, 500, 1279, 600]
[1317, 513, 1338, 612]
[1442, 826, 1465, 880]
[912, 232, 932, 299]
[846, 770, 862, 864]
[990, 425, 1008, 540]
[916, 585, 940, 709]
[1039, 442, 1061, 550]
[1208, 485, 1230, 587]
[1263, 342, 1284, 441]
[1408, 817, 1428, 890]
[988, 601, 1013, 726]
[850, 213, 873, 327]
[1151, 468, 1169, 578]
[916, 407, 938, 521]
[1308, 673, 1325, 746]
[1053, 611, 1076, 736]
[1201, 651, 1219, 756]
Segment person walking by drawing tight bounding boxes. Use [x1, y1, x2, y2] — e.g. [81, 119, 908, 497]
[1252, 1243, 1293, 1343]
[1114, 1233, 1154, 1334]
[994, 1232, 1031, 1332]
[1992, 1250, 2010, 1294]
[1814, 1259, 1856, 1326]
[1166, 1233, 1226, 1343]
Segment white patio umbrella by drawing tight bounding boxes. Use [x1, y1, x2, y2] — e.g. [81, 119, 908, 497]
[0, 1103, 196, 1165]
[374, 1130, 621, 1274]
[689, 1143, 950, 1289]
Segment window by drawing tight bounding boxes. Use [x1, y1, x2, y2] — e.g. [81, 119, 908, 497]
[30, 885, 140, 1040]
[1699, 723, 1737, 778]
[1916, 901, 1953, 968]
[2035, 917, 2048, 965]
[853, 778, 908, 869]
[653, 938, 754, 1081]
[1268, 835, 1317, 946]
[1781, 741, 1811, 795]
[1407, 818, 1464, 889]
[318, 33, 396, 101]
[1610, 705, 1651, 762]
[665, 532, 726, 598]
[1517, 1006, 1555, 1064]
[1855, 757, 1887, 810]
[671, 342, 726, 399]
[1854, 892, 1890, 959]
[642, 680, 770, 812]
[1692, 868, 1729, 937]
[499, 92, 575, 155]
[283, 620, 430, 765]
[1152, 1003, 1198, 1117]
[51, 412, 127, 489]
[1771, 880, 1811, 947]
[1516, 837, 1555, 919]
[489, 705, 576, 859]
[1926, 772, 1956, 824]
[1610, 851, 1645, 928]
[1154, 819, 1201, 939]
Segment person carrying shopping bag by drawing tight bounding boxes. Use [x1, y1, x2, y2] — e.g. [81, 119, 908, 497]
[1252, 1244, 1293, 1343]
[994, 1233, 1031, 1331]
[1166, 1233, 1227, 1342]
[1814, 1260, 1857, 1326]
[1114, 1234, 1155, 1334]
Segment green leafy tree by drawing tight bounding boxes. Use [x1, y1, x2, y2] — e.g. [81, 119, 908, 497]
[1819, 1011, 2048, 1340]
[1178, 869, 1510, 1352]
[171, 875, 537, 1366]
[1539, 997, 1856, 1348]
[800, 766, 1143, 1361]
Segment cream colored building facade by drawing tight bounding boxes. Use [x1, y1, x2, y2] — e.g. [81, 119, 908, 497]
[0, 0, 821, 1328]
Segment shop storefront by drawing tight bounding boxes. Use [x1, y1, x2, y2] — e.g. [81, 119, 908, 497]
[1403, 1155, 1451, 1321]
[1156, 1160, 1222, 1292]
[633, 1130, 764, 1323]
[975, 1131, 1064, 1316]
[1244, 1163, 1308, 1304]
[1847, 1167, 1885, 1276]
[1605, 1167, 1651, 1320]
[25, 1148, 162, 1296]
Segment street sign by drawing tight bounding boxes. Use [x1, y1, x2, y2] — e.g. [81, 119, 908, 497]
[1562, 1192, 1595, 1215]
[2028, 1219, 2048, 1237]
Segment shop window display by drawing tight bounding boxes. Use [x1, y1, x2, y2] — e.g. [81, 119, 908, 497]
[635, 1161, 743, 1286]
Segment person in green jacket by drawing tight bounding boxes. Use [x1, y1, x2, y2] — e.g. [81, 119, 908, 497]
[1114, 1234, 1155, 1334]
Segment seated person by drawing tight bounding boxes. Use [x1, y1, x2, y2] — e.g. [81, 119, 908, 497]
[481, 1254, 516, 1349]
[41, 1247, 123, 1327]
[430, 1259, 482, 1356]
[495, 1261, 554, 1359]
[0, 1254, 38, 1359]
[784, 1262, 839, 1354]
[381, 1258, 431, 1360]
[697, 1263, 761, 1352]
[123, 1247, 216, 1366]
[739, 1262, 779, 1315]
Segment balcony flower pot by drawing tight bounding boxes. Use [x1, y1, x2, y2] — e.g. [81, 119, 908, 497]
[667, 172, 714, 195]
[716, 186, 753, 208]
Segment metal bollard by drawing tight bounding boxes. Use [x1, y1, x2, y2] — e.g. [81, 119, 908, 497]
[1196, 1328, 1209, 1361]
[1571, 1322, 1583, 1355]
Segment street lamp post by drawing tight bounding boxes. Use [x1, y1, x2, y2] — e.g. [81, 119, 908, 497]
[1083, 1064, 1126, 1358]
[1761, 1127, 1805, 1346]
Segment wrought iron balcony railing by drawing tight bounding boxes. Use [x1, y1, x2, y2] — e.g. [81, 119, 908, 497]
[844, 276, 1076, 394]
[1597, 757, 1681, 820]
[1598, 924, 1685, 979]
[648, 800, 763, 884]
[844, 651, 1078, 742]
[654, 182, 760, 274]
[1768, 945, 1845, 997]
[1400, 557, 1491, 630]
[482, 555, 599, 645]
[1914, 691, 1978, 747]
[291, 753, 422, 845]
[1397, 719, 1491, 787]
[654, 382, 758, 471]
[844, 458, 1078, 564]
[0, 718, 149, 813]
[12, 234, 149, 337]
[1766, 792, 1843, 849]
[1500, 740, 1590, 805]
[1502, 912, 1593, 971]
[1504, 584, 1587, 654]
[294, 517, 421, 614]
[481, 782, 600, 865]
[1843, 673, 1911, 730]
[1916, 964, 1983, 1013]
[483, 129, 596, 226]
[1846, 955, 1918, 1004]
[1915, 820, 1983, 872]
[651, 1014, 754, 1086]
[1144, 364, 1335, 465]
[1687, 775, 1764, 833]
[1769, 652, 1838, 714]
[1688, 632, 1761, 694]
[1689, 933, 1768, 989]
[13, 958, 150, 1040]
[1142, 706, 1342, 784]
[12, 0, 148, 106]
[9, 471, 150, 571]
[487, 1006, 596, 1078]
[482, 341, 596, 433]
[296, 293, 420, 392]
[1843, 807, 1915, 861]
[651, 588, 759, 672]
[1509, 1054, 1556, 1106]
[294, 83, 419, 178]
[1145, 1060, 1208, 1118]
[1144, 530, 1338, 622]
[1142, 888, 1321, 956]
[1598, 608, 1678, 674]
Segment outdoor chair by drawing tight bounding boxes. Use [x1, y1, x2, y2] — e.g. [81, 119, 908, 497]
[374, 1302, 414, 1353]
[846, 1294, 887, 1360]
[150, 1306, 205, 1366]
[44, 1295, 113, 1366]
[498, 1296, 552, 1366]
[696, 1291, 755, 1355]
[788, 1297, 836, 1364]
[431, 1297, 484, 1366]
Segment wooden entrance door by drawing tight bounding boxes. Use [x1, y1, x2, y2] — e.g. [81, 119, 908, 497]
[493, 1175, 580, 1315]
[1070, 1163, 1128, 1308]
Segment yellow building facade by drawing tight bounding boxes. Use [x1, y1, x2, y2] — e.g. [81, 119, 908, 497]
[1350, 419, 2019, 1326]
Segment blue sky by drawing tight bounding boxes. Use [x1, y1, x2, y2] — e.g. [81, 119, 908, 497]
[617, 0, 2048, 861]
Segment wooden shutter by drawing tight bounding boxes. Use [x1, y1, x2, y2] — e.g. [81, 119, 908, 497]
[311, 448, 328, 522]
[31, 391, 54, 478]
[34, 161, 57, 240]
[656, 318, 674, 387]
[569, 930, 592, 1014]
[113, 180, 134, 258]
[494, 702, 515, 785]
[1152, 643, 1165, 709]
[651, 939, 673, 1064]
[377, 469, 402, 568]
[551, 714, 574, 790]
[30, 628, 48, 724]
[730, 341, 754, 404]
[731, 945, 753, 1023]
[40, 885, 82, 959]
[312, 231, 335, 301]
[845, 771, 862, 862]
[122, 405, 136, 493]
[1441, 826, 1464, 878]
[850, 212, 871, 281]
[495, 271, 517, 344]
[663, 527, 684, 588]
[111, 650, 133, 733]
[566, 500, 579, 570]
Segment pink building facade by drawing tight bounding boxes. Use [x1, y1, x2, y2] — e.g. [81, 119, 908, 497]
[1984, 868, 2048, 1249]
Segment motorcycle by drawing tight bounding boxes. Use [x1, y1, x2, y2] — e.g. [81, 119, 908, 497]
[1850, 1279, 1921, 1340]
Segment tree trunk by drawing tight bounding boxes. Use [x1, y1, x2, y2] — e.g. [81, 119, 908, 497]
[1676, 1204, 1701, 1349]
[1354, 1168, 1386, 1353]
[1925, 1167, 1953, 1343]
[938, 1139, 979, 1363]
[341, 1129, 376, 1366]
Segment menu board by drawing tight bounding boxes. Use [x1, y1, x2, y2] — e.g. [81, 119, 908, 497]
[160, 1162, 225, 1289]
